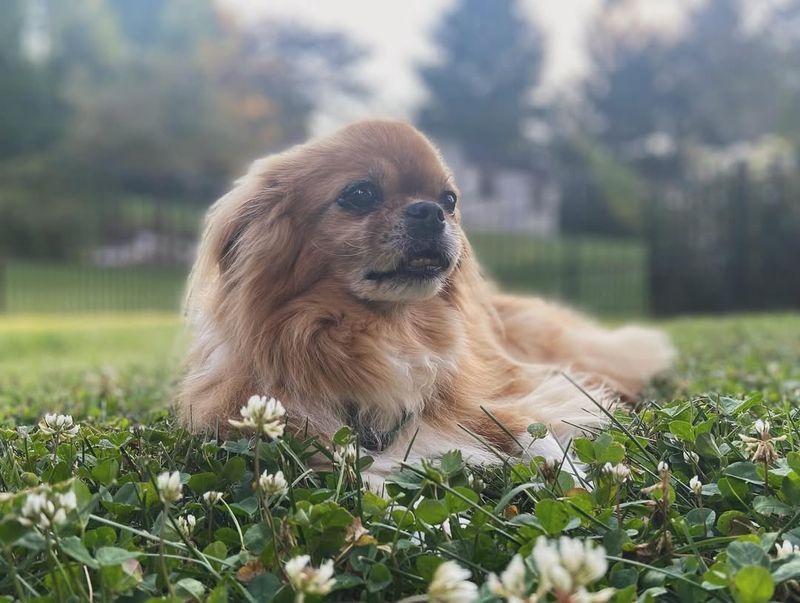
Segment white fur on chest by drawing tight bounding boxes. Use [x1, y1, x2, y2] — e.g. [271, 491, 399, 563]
[373, 346, 458, 419]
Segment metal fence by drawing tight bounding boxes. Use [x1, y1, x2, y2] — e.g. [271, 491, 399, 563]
[1, 164, 798, 317]
[648, 166, 800, 315]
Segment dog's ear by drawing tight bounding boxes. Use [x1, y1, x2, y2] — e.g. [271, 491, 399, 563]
[184, 158, 288, 312]
[211, 158, 287, 273]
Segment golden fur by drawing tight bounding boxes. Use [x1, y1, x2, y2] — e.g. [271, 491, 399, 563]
[178, 120, 675, 480]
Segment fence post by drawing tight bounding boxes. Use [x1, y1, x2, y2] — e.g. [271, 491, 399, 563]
[644, 193, 660, 316]
[729, 164, 750, 311]
[0, 257, 6, 313]
[561, 239, 582, 306]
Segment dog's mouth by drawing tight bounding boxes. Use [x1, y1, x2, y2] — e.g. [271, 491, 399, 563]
[365, 251, 451, 282]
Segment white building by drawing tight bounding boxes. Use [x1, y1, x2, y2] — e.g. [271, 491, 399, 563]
[437, 142, 561, 235]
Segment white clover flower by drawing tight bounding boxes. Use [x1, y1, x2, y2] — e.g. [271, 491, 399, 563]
[177, 514, 196, 538]
[683, 451, 699, 464]
[488, 554, 528, 602]
[428, 560, 478, 603]
[21, 488, 76, 530]
[689, 475, 703, 496]
[776, 540, 800, 558]
[532, 537, 611, 601]
[38, 413, 80, 439]
[202, 491, 224, 505]
[59, 491, 77, 512]
[602, 463, 631, 484]
[541, 457, 559, 470]
[229, 395, 286, 439]
[333, 443, 357, 466]
[657, 461, 669, 474]
[741, 418, 787, 464]
[284, 555, 336, 601]
[156, 471, 182, 504]
[258, 470, 289, 497]
[571, 586, 617, 603]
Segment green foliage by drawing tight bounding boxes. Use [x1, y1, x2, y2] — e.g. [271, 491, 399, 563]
[0, 1, 366, 261]
[0, 313, 799, 599]
[417, 0, 543, 162]
[590, 0, 800, 178]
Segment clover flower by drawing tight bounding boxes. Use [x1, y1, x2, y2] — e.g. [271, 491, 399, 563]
[229, 395, 286, 439]
[156, 471, 182, 504]
[38, 413, 80, 439]
[177, 514, 196, 538]
[428, 560, 478, 603]
[689, 475, 703, 496]
[488, 555, 528, 602]
[333, 443, 357, 465]
[21, 488, 77, 530]
[284, 555, 335, 602]
[258, 470, 288, 497]
[740, 418, 786, 464]
[535, 456, 562, 482]
[531, 537, 614, 602]
[603, 463, 631, 484]
[683, 451, 699, 464]
[776, 540, 800, 558]
[657, 461, 669, 474]
[202, 491, 224, 506]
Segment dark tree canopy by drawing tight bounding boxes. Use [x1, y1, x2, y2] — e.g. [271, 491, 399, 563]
[590, 0, 800, 177]
[416, 0, 542, 163]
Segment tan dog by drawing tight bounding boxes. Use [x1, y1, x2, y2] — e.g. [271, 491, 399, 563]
[178, 120, 674, 481]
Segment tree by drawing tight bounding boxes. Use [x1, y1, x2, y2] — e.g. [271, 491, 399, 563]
[0, 1, 368, 259]
[416, 0, 543, 163]
[588, 0, 800, 181]
[0, 0, 64, 159]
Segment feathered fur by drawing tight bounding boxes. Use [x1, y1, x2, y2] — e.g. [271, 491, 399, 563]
[178, 120, 675, 482]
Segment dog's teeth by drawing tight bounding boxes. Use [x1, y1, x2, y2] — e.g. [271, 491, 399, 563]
[409, 257, 438, 268]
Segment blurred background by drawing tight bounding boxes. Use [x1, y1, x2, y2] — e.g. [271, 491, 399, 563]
[2, 0, 800, 319]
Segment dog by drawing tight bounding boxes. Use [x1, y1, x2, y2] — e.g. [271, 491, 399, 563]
[178, 120, 674, 483]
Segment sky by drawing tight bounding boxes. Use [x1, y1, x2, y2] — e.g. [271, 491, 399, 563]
[219, 0, 704, 134]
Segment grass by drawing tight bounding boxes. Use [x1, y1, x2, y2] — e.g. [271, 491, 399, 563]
[3, 234, 645, 316]
[469, 233, 646, 316]
[0, 312, 799, 601]
[2, 262, 187, 313]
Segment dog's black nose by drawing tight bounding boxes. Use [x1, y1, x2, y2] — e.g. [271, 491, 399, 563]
[405, 201, 445, 236]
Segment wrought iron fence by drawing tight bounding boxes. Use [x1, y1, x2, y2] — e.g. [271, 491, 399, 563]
[1, 164, 798, 316]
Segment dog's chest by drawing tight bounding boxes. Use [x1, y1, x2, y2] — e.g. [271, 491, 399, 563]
[376, 346, 457, 415]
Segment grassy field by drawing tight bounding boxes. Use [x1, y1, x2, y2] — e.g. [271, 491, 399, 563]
[2, 234, 646, 316]
[469, 233, 646, 316]
[2, 262, 187, 313]
[0, 312, 799, 601]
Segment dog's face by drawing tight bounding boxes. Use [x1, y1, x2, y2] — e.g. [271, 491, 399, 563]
[257, 121, 465, 303]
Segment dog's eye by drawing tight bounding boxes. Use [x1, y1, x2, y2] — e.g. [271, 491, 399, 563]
[440, 190, 457, 213]
[337, 181, 383, 212]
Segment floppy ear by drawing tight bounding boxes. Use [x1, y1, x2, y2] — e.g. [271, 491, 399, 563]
[184, 156, 287, 316]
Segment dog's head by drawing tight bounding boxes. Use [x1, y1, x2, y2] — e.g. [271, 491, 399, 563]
[199, 120, 466, 307]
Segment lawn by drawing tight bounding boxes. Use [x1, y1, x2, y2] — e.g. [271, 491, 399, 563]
[2, 262, 187, 313]
[0, 312, 799, 602]
[469, 233, 646, 316]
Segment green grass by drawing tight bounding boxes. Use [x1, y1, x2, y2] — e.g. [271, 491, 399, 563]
[0, 312, 799, 601]
[469, 233, 647, 316]
[3, 262, 187, 313]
